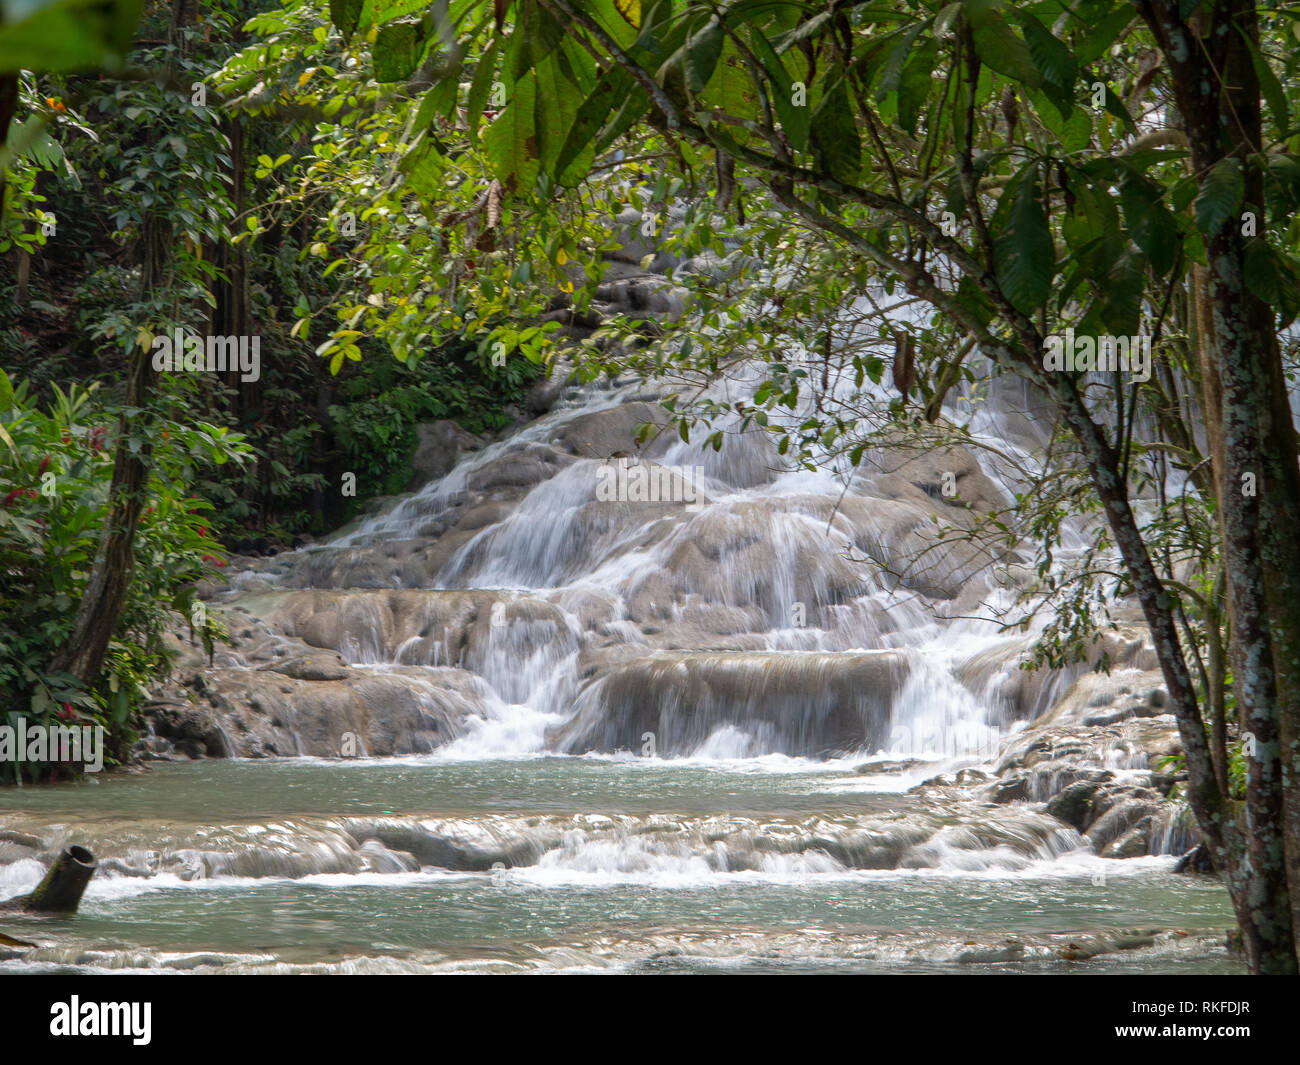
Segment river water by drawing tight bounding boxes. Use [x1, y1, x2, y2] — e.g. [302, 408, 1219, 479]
[0, 754, 1239, 973]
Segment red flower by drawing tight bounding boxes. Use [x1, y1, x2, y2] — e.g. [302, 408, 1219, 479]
[37, 455, 50, 476]
[2, 488, 23, 508]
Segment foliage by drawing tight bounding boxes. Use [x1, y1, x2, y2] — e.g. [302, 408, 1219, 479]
[0, 368, 250, 782]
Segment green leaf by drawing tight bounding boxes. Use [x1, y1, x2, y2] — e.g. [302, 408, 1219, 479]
[358, 0, 431, 32]
[0, 0, 142, 74]
[466, 38, 501, 146]
[686, 16, 724, 94]
[897, 40, 937, 136]
[1194, 157, 1244, 238]
[1096, 247, 1145, 334]
[1073, 1, 1134, 66]
[874, 21, 927, 101]
[484, 68, 540, 191]
[994, 171, 1054, 313]
[556, 64, 630, 184]
[374, 19, 426, 83]
[1243, 238, 1281, 306]
[966, 0, 1042, 88]
[1118, 164, 1179, 276]
[398, 131, 445, 198]
[810, 77, 860, 185]
[1242, 33, 1288, 140]
[534, 55, 578, 177]
[329, 0, 363, 38]
[1031, 94, 1091, 152]
[749, 26, 809, 152]
[1016, 12, 1075, 116]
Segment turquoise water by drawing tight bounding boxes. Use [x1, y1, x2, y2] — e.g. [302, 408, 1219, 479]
[0, 756, 1241, 974]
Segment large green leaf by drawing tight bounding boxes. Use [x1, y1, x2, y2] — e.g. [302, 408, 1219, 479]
[1016, 12, 1075, 117]
[993, 171, 1054, 314]
[1193, 157, 1244, 238]
[686, 16, 724, 93]
[329, 0, 363, 39]
[533, 54, 580, 180]
[749, 26, 810, 152]
[0, 0, 141, 74]
[465, 37, 501, 146]
[1118, 164, 1179, 276]
[965, 0, 1042, 88]
[1095, 247, 1145, 334]
[1242, 32, 1289, 141]
[897, 39, 937, 136]
[1030, 94, 1091, 152]
[874, 21, 928, 101]
[484, 68, 540, 192]
[398, 130, 446, 199]
[1072, 0, 1135, 66]
[555, 64, 633, 183]
[374, 19, 427, 83]
[810, 76, 860, 185]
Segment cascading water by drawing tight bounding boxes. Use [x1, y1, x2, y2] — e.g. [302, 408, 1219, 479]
[1, 242, 1235, 976]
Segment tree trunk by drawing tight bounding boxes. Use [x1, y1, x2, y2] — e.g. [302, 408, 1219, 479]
[48, 0, 191, 690]
[0, 846, 97, 914]
[1140, 0, 1299, 972]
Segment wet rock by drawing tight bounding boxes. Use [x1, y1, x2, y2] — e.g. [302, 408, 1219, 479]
[861, 443, 1009, 516]
[550, 400, 671, 459]
[262, 652, 350, 682]
[551, 650, 909, 757]
[410, 421, 484, 492]
[466, 447, 569, 492]
[1085, 798, 1164, 852]
[855, 759, 928, 775]
[1045, 780, 1104, 831]
[1102, 819, 1154, 859]
[143, 701, 232, 759]
[525, 357, 576, 416]
[1174, 843, 1216, 874]
[988, 775, 1029, 803]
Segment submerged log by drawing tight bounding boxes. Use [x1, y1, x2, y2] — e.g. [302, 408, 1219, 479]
[0, 845, 96, 914]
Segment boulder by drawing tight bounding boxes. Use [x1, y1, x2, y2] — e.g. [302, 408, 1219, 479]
[410, 421, 484, 491]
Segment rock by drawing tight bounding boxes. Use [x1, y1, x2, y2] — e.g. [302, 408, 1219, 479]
[1102, 819, 1154, 859]
[551, 650, 910, 757]
[525, 358, 575, 415]
[859, 442, 1009, 516]
[144, 701, 232, 758]
[988, 776, 1029, 803]
[550, 400, 671, 459]
[261, 653, 350, 682]
[1085, 798, 1164, 851]
[855, 759, 928, 775]
[465, 448, 568, 492]
[410, 421, 483, 491]
[1045, 780, 1103, 831]
[1174, 843, 1216, 874]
